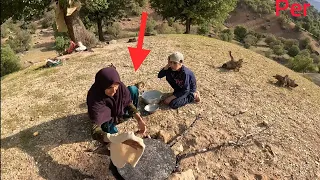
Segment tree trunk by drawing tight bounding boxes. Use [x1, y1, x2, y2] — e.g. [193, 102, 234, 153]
[185, 18, 192, 34]
[64, 10, 97, 47]
[97, 18, 104, 41]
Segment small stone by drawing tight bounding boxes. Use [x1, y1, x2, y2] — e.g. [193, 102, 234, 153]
[224, 162, 230, 167]
[196, 176, 206, 180]
[108, 40, 117, 44]
[172, 144, 184, 155]
[169, 169, 195, 180]
[157, 130, 171, 143]
[33, 132, 39, 136]
[191, 111, 195, 115]
[239, 109, 247, 114]
[262, 120, 269, 126]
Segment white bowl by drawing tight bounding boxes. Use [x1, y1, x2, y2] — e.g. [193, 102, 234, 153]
[141, 90, 163, 104]
[144, 104, 159, 113]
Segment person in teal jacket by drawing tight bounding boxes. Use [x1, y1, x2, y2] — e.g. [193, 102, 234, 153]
[124, 82, 145, 118]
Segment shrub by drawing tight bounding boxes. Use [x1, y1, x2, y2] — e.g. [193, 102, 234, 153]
[244, 43, 251, 49]
[244, 34, 258, 48]
[105, 23, 122, 39]
[172, 23, 184, 34]
[269, 40, 283, 49]
[146, 18, 156, 34]
[272, 45, 285, 56]
[234, 26, 248, 42]
[41, 10, 55, 28]
[1, 23, 9, 38]
[55, 36, 70, 52]
[7, 29, 32, 53]
[294, 23, 302, 32]
[27, 22, 37, 34]
[300, 49, 311, 56]
[220, 29, 234, 42]
[311, 54, 320, 64]
[300, 37, 311, 49]
[249, 31, 263, 39]
[278, 37, 287, 44]
[265, 50, 272, 58]
[288, 50, 313, 72]
[1, 45, 21, 77]
[305, 64, 319, 73]
[213, 24, 225, 34]
[288, 45, 300, 57]
[79, 30, 98, 48]
[166, 17, 174, 26]
[155, 23, 173, 34]
[284, 39, 299, 50]
[278, 16, 287, 26]
[197, 23, 210, 35]
[265, 35, 277, 45]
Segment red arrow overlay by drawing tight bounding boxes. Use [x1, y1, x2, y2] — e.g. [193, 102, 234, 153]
[128, 12, 151, 71]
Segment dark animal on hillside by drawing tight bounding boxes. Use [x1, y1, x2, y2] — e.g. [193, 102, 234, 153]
[128, 38, 137, 43]
[221, 51, 243, 72]
[273, 74, 298, 88]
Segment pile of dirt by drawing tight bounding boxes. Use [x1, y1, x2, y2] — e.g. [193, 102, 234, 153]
[1, 35, 320, 179]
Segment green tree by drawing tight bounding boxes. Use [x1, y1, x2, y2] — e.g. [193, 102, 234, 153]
[288, 50, 313, 72]
[234, 26, 248, 42]
[287, 45, 300, 57]
[150, 0, 237, 34]
[272, 45, 285, 56]
[81, 0, 145, 41]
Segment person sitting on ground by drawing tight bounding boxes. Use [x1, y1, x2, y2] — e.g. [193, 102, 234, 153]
[127, 81, 145, 109]
[86, 67, 146, 149]
[158, 52, 201, 109]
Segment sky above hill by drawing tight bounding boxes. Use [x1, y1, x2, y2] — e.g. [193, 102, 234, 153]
[308, 0, 320, 11]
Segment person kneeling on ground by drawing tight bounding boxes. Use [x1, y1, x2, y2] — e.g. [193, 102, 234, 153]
[158, 52, 201, 109]
[86, 67, 146, 149]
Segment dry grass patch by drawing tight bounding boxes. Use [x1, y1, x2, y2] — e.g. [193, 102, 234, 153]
[1, 34, 320, 179]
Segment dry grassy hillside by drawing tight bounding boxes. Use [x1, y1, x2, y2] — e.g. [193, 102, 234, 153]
[1, 35, 320, 179]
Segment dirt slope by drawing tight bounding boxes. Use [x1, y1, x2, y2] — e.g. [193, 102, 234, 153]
[225, 5, 320, 54]
[1, 34, 320, 179]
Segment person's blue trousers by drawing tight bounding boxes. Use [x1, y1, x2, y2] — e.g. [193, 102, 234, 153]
[169, 92, 195, 109]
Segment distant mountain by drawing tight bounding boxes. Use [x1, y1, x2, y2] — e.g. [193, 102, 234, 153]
[307, 0, 320, 11]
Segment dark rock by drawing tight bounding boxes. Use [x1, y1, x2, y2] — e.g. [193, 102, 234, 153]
[117, 138, 176, 180]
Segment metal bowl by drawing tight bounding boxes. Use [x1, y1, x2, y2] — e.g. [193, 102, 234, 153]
[141, 90, 163, 104]
[144, 104, 159, 114]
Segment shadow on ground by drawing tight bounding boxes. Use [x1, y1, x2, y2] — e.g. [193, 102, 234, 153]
[0, 113, 112, 180]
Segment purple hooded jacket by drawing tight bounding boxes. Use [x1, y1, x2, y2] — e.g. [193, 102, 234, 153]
[86, 67, 131, 125]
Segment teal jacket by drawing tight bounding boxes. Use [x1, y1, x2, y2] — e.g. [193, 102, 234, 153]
[127, 85, 139, 108]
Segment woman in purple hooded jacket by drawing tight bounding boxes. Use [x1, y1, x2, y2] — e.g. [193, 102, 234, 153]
[86, 67, 146, 145]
